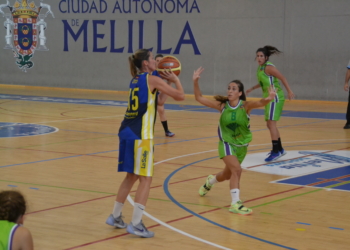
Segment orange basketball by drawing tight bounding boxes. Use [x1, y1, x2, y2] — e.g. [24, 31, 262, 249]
[156, 56, 181, 76]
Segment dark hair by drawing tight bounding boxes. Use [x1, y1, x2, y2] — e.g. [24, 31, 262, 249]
[256, 45, 281, 60]
[214, 80, 246, 104]
[0, 190, 27, 223]
[128, 49, 151, 78]
[155, 54, 163, 59]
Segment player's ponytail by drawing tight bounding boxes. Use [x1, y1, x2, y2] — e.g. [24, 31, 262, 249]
[214, 95, 229, 104]
[0, 190, 27, 223]
[129, 49, 151, 78]
[256, 45, 281, 59]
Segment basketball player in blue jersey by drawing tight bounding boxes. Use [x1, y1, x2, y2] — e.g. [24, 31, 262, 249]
[154, 54, 175, 137]
[106, 49, 184, 238]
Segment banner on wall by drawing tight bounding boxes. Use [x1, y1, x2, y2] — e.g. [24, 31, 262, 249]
[1, 0, 54, 72]
[1, 0, 201, 72]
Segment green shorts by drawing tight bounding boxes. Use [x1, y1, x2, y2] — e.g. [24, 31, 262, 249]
[218, 140, 248, 164]
[264, 100, 285, 121]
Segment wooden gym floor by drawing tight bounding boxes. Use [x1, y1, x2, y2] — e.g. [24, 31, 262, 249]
[0, 85, 349, 250]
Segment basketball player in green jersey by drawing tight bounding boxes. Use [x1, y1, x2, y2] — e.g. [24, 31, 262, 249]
[193, 67, 276, 215]
[0, 190, 33, 250]
[246, 45, 295, 162]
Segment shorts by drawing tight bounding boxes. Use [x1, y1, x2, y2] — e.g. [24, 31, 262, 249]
[118, 139, 154, 177]
[218, 140, 248, 164]
[264, 100, 285, 121]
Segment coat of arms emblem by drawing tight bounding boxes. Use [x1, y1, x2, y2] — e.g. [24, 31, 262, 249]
[1, 0, 54, 72]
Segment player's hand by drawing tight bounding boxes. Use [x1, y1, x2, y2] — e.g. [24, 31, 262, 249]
[161, 68, 179, 83]
[287, 91, 295, 100]
[344, 83, 349, 92]
[246, 88, 253, 96]
[266, 86, 276, 101]
[193, 67, 204, 82]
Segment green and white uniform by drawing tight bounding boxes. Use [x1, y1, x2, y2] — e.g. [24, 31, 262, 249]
[218, 100, 252, 163]
[0, 220, 19, 250]
[257, 61, 285, 121]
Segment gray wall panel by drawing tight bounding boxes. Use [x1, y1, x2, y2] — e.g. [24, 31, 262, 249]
[0, 0, 349, 101]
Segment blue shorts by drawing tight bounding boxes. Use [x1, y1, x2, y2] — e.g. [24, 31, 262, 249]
[118, 139, 154, 177]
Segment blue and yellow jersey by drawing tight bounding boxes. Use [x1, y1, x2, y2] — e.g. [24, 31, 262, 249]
[119, 72, 158, 140]
[152, 70, 161, 77]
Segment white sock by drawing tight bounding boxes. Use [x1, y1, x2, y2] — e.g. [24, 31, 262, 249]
[112, 201, 124, 218]
[132, 203, 145, 226]
[230, 189, 240, 204]
[209, 176, 219, 185]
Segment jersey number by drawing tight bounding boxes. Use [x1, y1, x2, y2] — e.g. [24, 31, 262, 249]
[128, 88, 139, 111]
[231, 113, 236, 121]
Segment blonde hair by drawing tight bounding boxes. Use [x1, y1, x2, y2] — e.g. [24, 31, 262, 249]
[128, 49, 151, 78]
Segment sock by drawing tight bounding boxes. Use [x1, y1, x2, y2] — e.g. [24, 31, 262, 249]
[161, 120, 169, 132]
[131, 203, 145, 226]
[209, 176, 218, 185]
[112, 201, 124, 218]
[272, 140, 279, 153]
[230, 189, 240, 204]
[278, 138, 283, 151]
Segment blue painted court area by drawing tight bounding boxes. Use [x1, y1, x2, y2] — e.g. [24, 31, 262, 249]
[276, 165, 350, 191]
[0, 123, 57, 138]
[0, 94, 346, 120]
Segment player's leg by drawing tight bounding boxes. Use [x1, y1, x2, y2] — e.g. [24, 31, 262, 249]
[126, 139, 155, 238]
[222, 150, 252, 215]
[157, 104, 175, 137]
[264, 100, 286, 162]
[199, 140, 231, 196]
[106, 139, 138, 228]
[345, 90, 350, 129]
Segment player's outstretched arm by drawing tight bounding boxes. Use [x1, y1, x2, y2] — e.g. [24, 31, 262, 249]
[245, 86, 276, 114]
[193, 67, 222, 111]
[246, 84, 260, 95]
[265, 66, 295, 100]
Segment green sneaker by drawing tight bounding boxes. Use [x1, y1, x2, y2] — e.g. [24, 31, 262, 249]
[199, 175, 215, 196]
[229, 201, 253, 215]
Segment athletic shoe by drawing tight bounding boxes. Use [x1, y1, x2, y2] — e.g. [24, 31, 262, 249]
[344, 123, 350, 129]
[229, 200, 253, 215]
[105, 214, 127, 229]
[199, 175, 215, 196]
[280, 148, 287, 156]
[126, 221, 154, 238]
[165, 131, 175, 137]
[264, 151, 282, 162]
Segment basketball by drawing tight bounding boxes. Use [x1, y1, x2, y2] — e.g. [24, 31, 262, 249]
[156, 56, 181, 76]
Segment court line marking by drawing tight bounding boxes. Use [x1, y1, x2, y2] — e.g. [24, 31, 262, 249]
[4, 143, 347, 249]
[129, 151, 233, 250]
[2, 141, 348, 248]
[126, 143, 344, 250]
[162, 148, 350, 250]
[163, 157, 297, 250]
[127, 195, 232, 250]
[2, 137, 347, 169]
